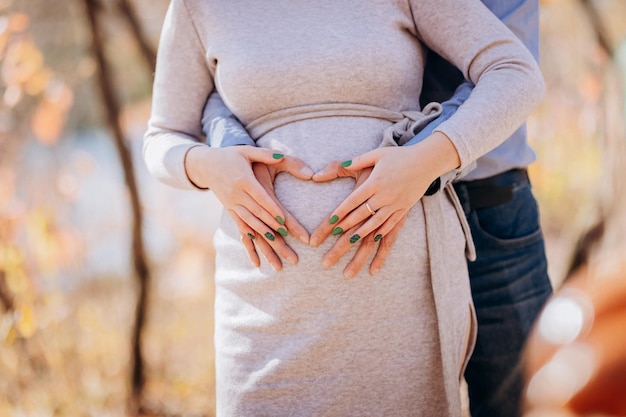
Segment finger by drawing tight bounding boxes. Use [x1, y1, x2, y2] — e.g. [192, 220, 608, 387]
[229, 210, 265, 269]
[310, 189, 375, 247]
[370, 215, 407, 275]
[253, 164, 310, 245]
[275, 156, 315, 180]
[241, 233, 261, 268]
[234, 205, 298, 266]
[312, 160, 355, 182]
[241, 183, 289, 233]
[254, 233, 285, 271]
[368, 209, 406, 239]
[343, 234, 378, 279]
[241, 146, 288, 165]
[320, 184, 376, 232]
[339, 148, 383, 172]
[321, 223, 363, 270]
[332, 201, 386, 239]
[339, 205, 408, 252]
[282, 208, 310, 245]
[232, 205, 285, 245]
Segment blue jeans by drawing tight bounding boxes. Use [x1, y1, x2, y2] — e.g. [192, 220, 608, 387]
[453, 170, 553, 417]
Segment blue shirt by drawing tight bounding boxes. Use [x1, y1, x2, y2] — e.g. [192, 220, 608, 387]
[411, 0, 540, 181]
[203, 0, 540, 182]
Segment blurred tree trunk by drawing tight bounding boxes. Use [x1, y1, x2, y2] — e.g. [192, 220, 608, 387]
[580, 0, 613, 55]
[82, 0, 151, 413]
[0, 271, 14, 312]
[567, 0, 626, 277]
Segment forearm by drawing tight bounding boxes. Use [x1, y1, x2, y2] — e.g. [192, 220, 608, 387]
[404, 82, 473, 147]
[143, 0, 215, 190]
[407, 131, 460, 182]
[203, 92, 256, 148]
[406, 0, 541, 160]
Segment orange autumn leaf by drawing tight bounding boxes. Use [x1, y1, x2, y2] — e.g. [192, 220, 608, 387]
[1, 38, 44, 86]
[7, 13, 29, 33]
[30, 99, 65, 145]
[30, 84, 73, 145]
[24, 67, 52, 96]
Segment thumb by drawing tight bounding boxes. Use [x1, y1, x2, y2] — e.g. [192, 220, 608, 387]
[242, 147, 287, 165]
[277, 156, 315, 180]
[312, 160, 353, 182]
[340, 148, 382, 172]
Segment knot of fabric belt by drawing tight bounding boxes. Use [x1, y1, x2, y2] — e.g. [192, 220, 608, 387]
[382, 102, 444, 146]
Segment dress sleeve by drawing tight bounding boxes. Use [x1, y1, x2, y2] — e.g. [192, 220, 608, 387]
[142, 0, 214, 190]
[409, 0, 545, 170]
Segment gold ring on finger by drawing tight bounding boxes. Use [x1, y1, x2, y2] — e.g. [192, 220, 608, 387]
[365, 202, 376, 216]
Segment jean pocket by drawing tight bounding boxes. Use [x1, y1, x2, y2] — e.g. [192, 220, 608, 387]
[469, 183, 544, 249]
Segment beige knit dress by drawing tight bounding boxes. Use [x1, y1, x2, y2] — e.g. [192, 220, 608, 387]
[143, 0, 545, 415]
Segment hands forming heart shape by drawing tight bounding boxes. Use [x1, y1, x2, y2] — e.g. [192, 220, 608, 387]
[239, 152, 408, 279]
[186, 134, 453, 278]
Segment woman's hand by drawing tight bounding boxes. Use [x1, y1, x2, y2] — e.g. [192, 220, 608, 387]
[308, 156, 414, 279]
[186, 145, 313, 270]
[309, 132, 460, 277]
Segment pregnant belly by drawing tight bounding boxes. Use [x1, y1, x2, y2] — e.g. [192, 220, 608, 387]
[255, 116, 393, 234]
[274, 173, 354, 234]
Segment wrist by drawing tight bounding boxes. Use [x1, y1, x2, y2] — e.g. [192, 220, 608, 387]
[411, 131, 461, 179]
[184, 145, 213, 189]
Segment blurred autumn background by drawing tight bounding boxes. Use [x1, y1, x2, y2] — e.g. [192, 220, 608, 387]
[0, 0, 624, 416]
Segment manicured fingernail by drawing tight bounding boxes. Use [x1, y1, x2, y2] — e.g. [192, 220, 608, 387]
[272, 153, 284, 159]
[331, 227, 343, 236]
[247, 233, 255, 240]
[371, 267, 381, 275]
[329, 215, 339, 224]
[277, 228, 288, 237]
[374, 234, 383, 242]
[276, 216, 285, 225]
[264, 232, 275, 241]
[341, 160, 352, 167]
[349, 234, 361, 244]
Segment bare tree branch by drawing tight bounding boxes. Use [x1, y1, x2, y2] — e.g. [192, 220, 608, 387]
[82, 0, 151, 412]
[0, 270, 15, 312]
[116, 0, 157, 70]
[579, 0, 614, 55]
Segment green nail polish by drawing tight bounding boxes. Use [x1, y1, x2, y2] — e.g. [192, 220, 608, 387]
[341, 160, 352, 167]
[374, 234, 383, 242]
[276, 216, 285, 225]
[272, 153, 284, 159]
[329, 215, 339, 224]
[349, 234, 361, 244]
[247, 233, 255, 240]
[278, 228, 288, 237]
[332, 227, 344, 236]
[264, 232, 275, 241]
